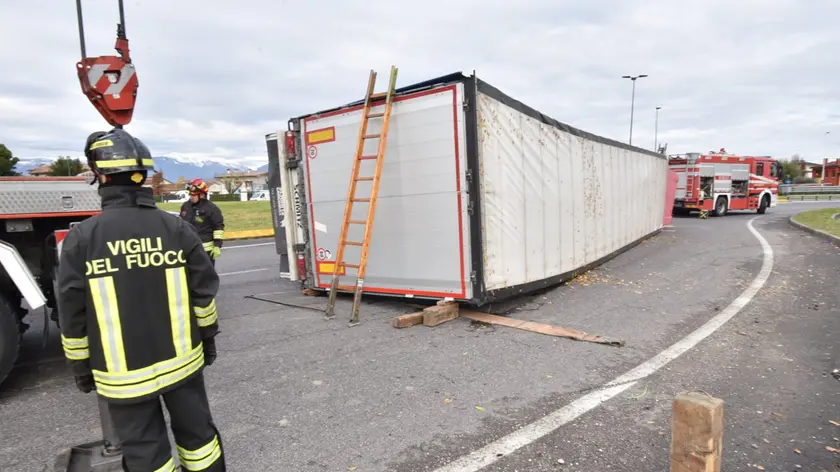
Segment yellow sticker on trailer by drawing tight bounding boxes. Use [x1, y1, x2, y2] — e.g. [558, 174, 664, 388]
[306, 127, 336, 145]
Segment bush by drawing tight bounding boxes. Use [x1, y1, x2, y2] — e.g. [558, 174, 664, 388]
[793, 176, 817, 184]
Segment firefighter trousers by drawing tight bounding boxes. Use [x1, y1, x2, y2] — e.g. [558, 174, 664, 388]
[106, 372, 226, 472]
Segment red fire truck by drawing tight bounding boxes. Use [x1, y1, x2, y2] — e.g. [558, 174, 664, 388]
[669, 148, 782, 216]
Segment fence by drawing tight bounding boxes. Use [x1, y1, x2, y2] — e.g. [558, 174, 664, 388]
[779, 184, 840, 196]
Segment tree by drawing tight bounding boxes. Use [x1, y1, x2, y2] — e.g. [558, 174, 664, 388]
[779, 156, 802, 182]
[0, 144, 20, 176]
[49, 156, 84, 176]
[220, 175, 241, 195]
[150, 171, 164, 196]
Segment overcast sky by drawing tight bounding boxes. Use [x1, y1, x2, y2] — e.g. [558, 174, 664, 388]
[1, 0, 838, 168]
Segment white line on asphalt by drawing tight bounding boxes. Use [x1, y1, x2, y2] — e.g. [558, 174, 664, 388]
[223, 242, 274, 249]
[218, 268, 270, 277]
[433, 217, 774, 472]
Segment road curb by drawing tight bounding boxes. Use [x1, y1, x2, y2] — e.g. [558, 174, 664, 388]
[788, 215, 840, 247]
[226, 229, 274, 240]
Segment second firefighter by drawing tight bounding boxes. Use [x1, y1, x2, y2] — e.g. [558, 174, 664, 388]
[180, 179, 225, 266]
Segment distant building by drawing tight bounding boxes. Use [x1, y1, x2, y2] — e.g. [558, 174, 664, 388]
[29, 162, 91, 176]
[823, 159, 840, 186]
[798, 161, 823, 180]
[214, 169, 268, 194]
[28, 164, 53, 176]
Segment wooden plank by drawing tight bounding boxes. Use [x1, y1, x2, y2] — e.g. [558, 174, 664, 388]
[459, 310, 624, 346]
[422, 300, 459, 327]
[392, 312, 424, 328]
[670, 392, 724, 472]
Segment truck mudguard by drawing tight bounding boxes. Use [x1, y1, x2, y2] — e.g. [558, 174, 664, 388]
[0, 240, 46, 310]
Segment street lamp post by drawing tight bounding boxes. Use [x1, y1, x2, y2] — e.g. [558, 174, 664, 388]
[654, 106, 662, 151]
[622, 74, 648, 146]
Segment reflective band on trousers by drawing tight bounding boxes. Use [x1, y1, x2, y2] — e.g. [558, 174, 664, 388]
[194, 299, 218, 328]
[178, 435, 222, 471]
[154, 457, 176, 472]
[61, 334, 90, 360]
[212, 230, 224, 240]
[93, 344, 205, 399]
[166, 267, 192, 357]
[202, 241, 215, 252]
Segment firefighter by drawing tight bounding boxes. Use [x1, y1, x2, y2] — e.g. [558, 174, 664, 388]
[57, 128, 226, 472]
[180, 179, 225, 266]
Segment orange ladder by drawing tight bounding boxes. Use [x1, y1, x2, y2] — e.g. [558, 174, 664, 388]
[325, 66, 399, 326]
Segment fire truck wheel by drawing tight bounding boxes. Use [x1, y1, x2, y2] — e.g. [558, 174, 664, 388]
[0, 293, 21, 386]
[713, 197, 728, 217]
[757, 195, 769, 214]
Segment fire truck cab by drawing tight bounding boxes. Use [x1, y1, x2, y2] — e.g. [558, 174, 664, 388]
[668, 148, 782, 217]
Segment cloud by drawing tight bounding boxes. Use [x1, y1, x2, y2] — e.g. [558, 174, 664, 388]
[1, 0, 838, 164]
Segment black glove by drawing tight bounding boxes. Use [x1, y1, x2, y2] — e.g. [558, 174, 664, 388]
[203, 337, 217, 366]
[75, 374, 94, 393]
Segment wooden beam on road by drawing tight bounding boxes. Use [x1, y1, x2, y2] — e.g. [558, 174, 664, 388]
[670, 392, 724, 472]
[459, 310, 624, 346]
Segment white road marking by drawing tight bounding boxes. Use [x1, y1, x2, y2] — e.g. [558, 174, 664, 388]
[434, 217, 774, 472]
[223, 242, 274, 249]
[218, 268, 270, 277]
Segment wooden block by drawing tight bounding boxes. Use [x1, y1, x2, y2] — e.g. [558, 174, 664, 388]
[392, 312, 424, 328]
[671, 392, 724, 472]
[422, 301, 459, 327]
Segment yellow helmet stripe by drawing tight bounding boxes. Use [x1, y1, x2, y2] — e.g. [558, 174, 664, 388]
[95, 158, 155, 168]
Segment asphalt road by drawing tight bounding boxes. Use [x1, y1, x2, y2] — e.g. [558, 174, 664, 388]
[1, 203, 838, 472]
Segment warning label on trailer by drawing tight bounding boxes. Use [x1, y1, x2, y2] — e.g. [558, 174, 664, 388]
[307, 145, 318, 159]
[317, 247, 327, 260]
[317, 261, 345, 276]
[305, 126, 335, 145]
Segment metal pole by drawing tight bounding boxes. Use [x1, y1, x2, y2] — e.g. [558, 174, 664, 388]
[622, 74, 648, 146]
[75, 0, 87, 59]
[629, 80, 636, 145]
[96, 395, 122, 456]
[655, 106, 661, 151]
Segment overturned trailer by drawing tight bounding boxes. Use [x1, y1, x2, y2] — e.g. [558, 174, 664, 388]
[265, 72, 668, 305]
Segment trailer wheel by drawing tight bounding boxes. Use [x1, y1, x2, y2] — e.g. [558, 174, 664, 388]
[0, 293, 21, 386]
[757, 195, 769, 214]
[713, 197, 728, 217]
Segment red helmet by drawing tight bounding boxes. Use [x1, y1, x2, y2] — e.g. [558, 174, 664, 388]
[186, 178, 209, 195]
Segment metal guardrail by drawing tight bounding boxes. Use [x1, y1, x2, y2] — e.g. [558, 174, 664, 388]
[779, 184, 840, 195]
[785, 194, 840, 201]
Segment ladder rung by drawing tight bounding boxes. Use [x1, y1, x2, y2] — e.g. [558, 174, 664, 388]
[369, 93, 387, 101]
[356, 176, 374, 181]
[359, 155, 378, 160]
[336, 284, 356, 291]
[352, 198, 371, 203]
[367, 112, 385, 118]
[348, 220, 366, 224]
[344, 241, 363, 247]
[363, 134, 381, 139]
[344, 263, 360, 269]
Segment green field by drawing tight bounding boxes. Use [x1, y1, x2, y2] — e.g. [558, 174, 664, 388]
[158, 201, 273, 233]
[791, 207, 840, 238]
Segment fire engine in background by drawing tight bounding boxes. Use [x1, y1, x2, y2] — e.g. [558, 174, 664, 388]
[0, 177, 102, 386]
[669, 148, 782, 217]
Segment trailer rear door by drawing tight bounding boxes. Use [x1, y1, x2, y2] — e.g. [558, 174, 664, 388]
[299, 83, 472, 300]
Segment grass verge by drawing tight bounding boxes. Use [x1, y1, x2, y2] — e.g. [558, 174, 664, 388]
[158, 201, 273, 233]
[791, 207, 840, 238]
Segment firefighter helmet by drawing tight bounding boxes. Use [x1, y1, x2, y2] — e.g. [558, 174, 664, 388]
[84, 128, 155, 176]
[186, 178, 209, 195]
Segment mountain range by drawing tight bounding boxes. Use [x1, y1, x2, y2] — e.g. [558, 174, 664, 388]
[15, 156, 269, 181]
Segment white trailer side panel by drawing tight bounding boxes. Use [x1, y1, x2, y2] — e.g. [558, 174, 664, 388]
[477, 92, 667, 291]
[300, 84, 472, 299]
